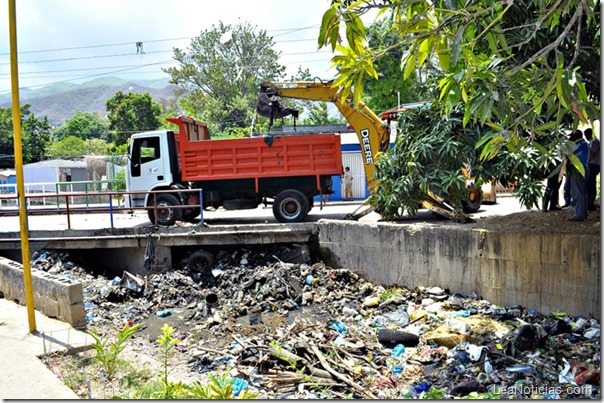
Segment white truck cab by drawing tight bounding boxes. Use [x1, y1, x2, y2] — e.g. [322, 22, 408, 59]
[125, 130, 175, 209]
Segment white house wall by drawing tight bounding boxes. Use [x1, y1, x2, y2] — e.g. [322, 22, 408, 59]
[341, 152, 367, 199]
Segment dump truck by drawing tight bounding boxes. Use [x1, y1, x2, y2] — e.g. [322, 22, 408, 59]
[125, 116, 342, 225]
[258, 79, 485, 222]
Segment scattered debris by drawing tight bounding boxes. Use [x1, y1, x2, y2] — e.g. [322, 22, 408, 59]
[33, 247, 600, 399]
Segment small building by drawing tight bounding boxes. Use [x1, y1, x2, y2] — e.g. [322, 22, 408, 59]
[0, 169, 16, 194]
[23, 159, 88, 191]
[0, 169, 16, 185]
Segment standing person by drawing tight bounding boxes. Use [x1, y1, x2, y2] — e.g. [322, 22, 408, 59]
[343, 167, 353, 201]
[585, 128, 600, 210]
[541, 168, 562, 212]
[568, 130, 590, 221]
[562, 168, 572, 208]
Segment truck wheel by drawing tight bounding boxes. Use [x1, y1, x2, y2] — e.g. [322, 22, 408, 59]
[273, 190, 310, 223]
[188, 250, 214, 274]
[462, 186, 483, 213]
[148, 194, 183, 226]
[183, 207, 201, 223]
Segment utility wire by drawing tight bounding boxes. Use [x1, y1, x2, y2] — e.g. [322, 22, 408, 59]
[0, 25, 321, 57]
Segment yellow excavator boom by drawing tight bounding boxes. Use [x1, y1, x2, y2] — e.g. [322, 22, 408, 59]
[259, 80, 473, 223]
[260, 80, 389, 193]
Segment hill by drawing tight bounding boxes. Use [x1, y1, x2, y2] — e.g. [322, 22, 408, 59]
[0, 77, 179, 126]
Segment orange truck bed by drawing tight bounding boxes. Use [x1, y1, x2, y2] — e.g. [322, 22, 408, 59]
[168, 117, 343, 183]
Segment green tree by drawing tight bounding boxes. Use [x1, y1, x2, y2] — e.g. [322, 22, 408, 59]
[47, 136, 86, 158]
[301, 102, 344, 125]
[0, 105, 52, 167]
[54, 112, 110, 142]
[85, 138, 110, 155]
[106, 91, 163, 145]
[363, 18, 428, 113]
[164, 21, 286, 136]
[318, 0, 600, 211]
[268, 66, 344, 127]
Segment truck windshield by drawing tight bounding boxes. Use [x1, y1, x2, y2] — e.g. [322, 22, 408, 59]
[130, 136, 161, 177]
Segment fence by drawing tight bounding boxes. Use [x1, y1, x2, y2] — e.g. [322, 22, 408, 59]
[0, 187, 203, 230]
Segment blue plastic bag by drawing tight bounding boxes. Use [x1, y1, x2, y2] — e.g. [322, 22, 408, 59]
[392, 344, 405, 357]
[329, 320, 346, 334]
[156, 309, 172, 317]
[232, 378, 249, 397]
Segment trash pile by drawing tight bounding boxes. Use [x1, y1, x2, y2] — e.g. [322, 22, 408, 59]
[32, 247, 600, 399]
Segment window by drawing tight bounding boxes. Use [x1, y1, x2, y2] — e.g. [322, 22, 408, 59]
[130, 136, 161, 177]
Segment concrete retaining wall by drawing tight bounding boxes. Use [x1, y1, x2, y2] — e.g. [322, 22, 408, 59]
[0, 257, 85, 327]
[317, 221, 600, 319]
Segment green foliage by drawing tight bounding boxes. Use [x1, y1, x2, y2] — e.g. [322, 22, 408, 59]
[164, 21, 286, 136]
[54, 112, 110, 142]
[88, 323, 142, 381]
[22, 112, 52, 163]
[113, 169, 126, 191]
[0, 104, 52, 166]
[106, 91, 163, 145]
[186, 374, 258, 399]
[109, 142, 129, 156]
[302, 102, 344, 125]
[129, 324, 257, 399]
[420, 385, 446, 399]
[155, 323, 179, 397]
[47, 136, 87, 158]
[46, 136, 110, 158]
[460, 390, 501, 399]
[363, 18, 428, 113]
[319, 0, 600, 211]
[369, 103, 493, 218]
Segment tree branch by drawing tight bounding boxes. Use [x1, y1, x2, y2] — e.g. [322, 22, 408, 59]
[507, 0, 583, 76]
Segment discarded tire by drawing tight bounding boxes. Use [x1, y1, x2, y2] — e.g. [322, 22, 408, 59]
[188, 250, 214, 275]
[378, 329, 419, 348]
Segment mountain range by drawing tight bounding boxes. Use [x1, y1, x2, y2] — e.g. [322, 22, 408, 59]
[0, 77, 179, 126]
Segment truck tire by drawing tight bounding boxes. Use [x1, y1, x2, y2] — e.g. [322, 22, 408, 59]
[188, 250, 214, 274]
[462, 186, 483, 213]
[273, 189, 310, 223]
[183, 207, 201, 223]
[148, 194, 183, 226]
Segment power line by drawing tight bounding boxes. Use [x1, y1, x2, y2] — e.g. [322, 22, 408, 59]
[0, 49, 332, 81]
[0, 37, 191, 57]
[0, 25, 321, 57]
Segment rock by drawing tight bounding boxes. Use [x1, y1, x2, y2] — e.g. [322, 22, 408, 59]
[302, 292, 314, 303]
[451, 380, 479, 396]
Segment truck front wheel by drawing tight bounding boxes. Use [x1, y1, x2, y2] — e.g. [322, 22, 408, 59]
[148, 194, 183, 226]
[273, 190, 310, 223]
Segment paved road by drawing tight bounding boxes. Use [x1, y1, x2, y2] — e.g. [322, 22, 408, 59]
[0, 194, 526, 232]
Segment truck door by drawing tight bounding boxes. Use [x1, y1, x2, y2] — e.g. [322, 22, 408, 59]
[128, 135, 165, 206]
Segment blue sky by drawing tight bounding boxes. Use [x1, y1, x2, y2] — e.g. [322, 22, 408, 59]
[0, 0, 343, 93]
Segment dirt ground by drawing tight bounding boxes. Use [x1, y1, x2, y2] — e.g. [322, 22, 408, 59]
[469, 207, 600, 235]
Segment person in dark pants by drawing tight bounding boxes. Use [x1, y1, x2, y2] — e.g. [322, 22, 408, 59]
[562, 171, 572, 208]
[542, 172, 562, 212]
[585, 128, 600, 210]
[568, 130, 590, 221]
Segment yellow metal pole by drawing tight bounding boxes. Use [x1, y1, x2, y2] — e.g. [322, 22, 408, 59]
[8, 0, 36, 332]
